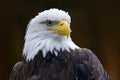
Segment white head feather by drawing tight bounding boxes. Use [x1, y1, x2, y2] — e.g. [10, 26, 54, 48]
[23, 8, 79, 61]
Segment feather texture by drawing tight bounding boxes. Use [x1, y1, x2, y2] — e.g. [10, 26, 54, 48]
[10, 48, 110, 80]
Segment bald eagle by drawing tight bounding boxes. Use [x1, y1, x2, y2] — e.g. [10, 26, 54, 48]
[9, 8, 110, 80]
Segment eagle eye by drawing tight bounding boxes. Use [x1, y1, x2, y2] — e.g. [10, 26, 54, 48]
[46, 20, 54, 26]
[45, 20, 59, 26]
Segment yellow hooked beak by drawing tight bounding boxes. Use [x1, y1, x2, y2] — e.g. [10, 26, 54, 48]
[49, 20, 71, 38]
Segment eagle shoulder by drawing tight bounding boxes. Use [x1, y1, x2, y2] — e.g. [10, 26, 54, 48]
[9, 61, 24, 80]
[74, 48, 110, 80]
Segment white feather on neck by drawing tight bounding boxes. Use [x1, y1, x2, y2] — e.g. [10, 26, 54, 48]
[23, 27, 79, 61]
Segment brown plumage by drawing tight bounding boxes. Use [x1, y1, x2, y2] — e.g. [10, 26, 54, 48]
[9, 48, 110, 80]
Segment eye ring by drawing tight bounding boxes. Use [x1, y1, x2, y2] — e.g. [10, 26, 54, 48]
[46, 20, 53, 26]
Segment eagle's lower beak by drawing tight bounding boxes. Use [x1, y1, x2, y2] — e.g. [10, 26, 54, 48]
[49, 20, 71, 38]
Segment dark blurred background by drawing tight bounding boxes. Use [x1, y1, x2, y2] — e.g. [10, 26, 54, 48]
[0, 0, 120, 80]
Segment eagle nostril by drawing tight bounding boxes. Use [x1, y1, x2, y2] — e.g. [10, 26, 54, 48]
[60, 23, 64, 26]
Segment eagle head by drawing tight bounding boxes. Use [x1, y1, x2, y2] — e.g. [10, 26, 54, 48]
[23, 8, 79, 61]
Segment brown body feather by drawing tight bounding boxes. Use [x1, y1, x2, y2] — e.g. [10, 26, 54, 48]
[9, 48, 110, 80]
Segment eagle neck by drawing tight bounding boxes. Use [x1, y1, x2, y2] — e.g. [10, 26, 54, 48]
[23, 33, 79, 61]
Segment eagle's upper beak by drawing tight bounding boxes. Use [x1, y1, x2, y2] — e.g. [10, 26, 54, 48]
[49, 20, 71, 38]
